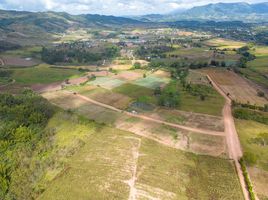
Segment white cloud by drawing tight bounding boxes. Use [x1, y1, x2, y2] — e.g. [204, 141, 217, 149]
[0, 0, 265, 15]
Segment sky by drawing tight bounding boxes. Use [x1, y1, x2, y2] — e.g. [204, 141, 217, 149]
[0, 0, 266, 16]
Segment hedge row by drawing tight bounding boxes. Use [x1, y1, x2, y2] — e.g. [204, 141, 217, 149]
[239, 158, 256, 200]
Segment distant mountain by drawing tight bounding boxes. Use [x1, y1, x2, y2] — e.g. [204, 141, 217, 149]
[0, 10, 145, 45]
[140, 2, 268, 22]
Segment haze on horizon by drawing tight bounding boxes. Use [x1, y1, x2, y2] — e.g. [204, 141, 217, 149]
[0, 0, 267, 16]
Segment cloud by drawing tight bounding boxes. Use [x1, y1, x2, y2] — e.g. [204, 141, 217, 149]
[0, 0, 265, 15]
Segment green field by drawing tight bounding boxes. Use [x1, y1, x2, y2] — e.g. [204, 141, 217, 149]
[1, 46, 43, 59]
[235, 120, 268, 171]
[9, 64, 83, 84]
[177, 83, 225, 116]
[113, 83, 154, 99]
[88, 76, 126, 89]
[133, 75, 170, 89]
[39, 112, 243, 200]
[235, 119, 268, 199]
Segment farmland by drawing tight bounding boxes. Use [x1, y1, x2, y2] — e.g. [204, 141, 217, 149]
[235, 120, 268, 199]
[204, 38, 246, 49]
[1, 15, 268, 200]
[8, 64, 83, 84]
[202, 68, 268, 106]
[39, 111, 243, 200]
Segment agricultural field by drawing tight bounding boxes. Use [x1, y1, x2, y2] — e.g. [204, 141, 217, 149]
[0, 56, 39, 67]
[235, 120, 268, 200]
[202, 68, 268, 106]
[204, 38, 246, 49]
[166, 47, 213, 60]
[133, 75, 170, 89]
[39, 114, 243, 199]
[8, 64, 84, 84]
[243, 46, 268, 88]
[42, 90, 227, 157]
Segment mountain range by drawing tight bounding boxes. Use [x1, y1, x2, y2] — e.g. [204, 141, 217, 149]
[138, 2, 268, 22]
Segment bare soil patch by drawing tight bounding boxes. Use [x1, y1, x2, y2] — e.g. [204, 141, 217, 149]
[202, 68, 267, 106]
[2, 56, 38, 67]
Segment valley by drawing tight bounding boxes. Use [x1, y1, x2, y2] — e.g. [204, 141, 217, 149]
[0, 4, 268, 200]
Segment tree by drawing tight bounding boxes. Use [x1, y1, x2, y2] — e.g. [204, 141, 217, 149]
[133, 62, 141, 69]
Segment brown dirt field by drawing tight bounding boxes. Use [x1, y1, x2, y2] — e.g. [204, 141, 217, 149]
[153, 70, 171, 78]
[2, 56, 38, 67]
[177, 31, 194, 36]
[115, 118, 226, 157]
[109, 64, 132, 70]
[248, 167, 268, 199]
[201, 68, 268, 106]
[145, 108, 224, 132]
[31, 82, 62, 93]
[86, 71, 110, 77]
[89, 90, 132, 110]
[113, 71, 143, 81]
[68, 76, 88, 85]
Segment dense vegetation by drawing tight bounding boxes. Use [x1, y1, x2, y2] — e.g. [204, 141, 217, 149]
[41, 43, 119, 65]
[0, 91, 55, 200]
[233, 107, 268, 125]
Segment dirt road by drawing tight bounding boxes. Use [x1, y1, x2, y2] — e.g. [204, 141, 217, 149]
[207, 75, 250, 200]
[71, 91, 225, 137]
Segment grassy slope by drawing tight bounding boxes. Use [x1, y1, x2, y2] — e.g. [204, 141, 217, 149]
[39, 111, 243, 200]
[10, 64, 83, 84]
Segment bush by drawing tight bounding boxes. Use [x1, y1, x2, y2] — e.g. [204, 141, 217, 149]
[133, 62, 141, 69]
[233, 108, 268, 125]
[243, 152, 257, 166]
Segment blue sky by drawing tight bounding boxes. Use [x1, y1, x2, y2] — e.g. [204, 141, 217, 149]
[0, 0, 266, 15]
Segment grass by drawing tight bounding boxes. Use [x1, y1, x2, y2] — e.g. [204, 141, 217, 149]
[178, 84, 225, 116]
[235, 119, 268, 199]
[1, 46, 42, 59]
[88, 76, 125, 89]
[39, 112, 243, 200]
[39, 114, 133, 200]
[136, 139, 243, 199]
[235, 119, 268, 171]
[204, 38, 246, 49]
[113, 83, 155, 99]
[9, 64, 83, 84]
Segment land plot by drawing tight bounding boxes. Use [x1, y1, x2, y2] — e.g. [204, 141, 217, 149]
[133, 75, 170, 89]
[166, 47, 213, 59]
[9, 64, 83, 84]
[202, 68, 267, 106]
[145, 108, 224, 132]
[88, 76, 125, 89]
[113, 70, 143, 81]
[39, 121, 241, 200]
[1, 56, 38, 67]
[204, 38, 246, 49]
[235, 119, 268, 199]
[113, 83, 154, 99]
